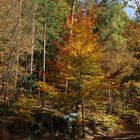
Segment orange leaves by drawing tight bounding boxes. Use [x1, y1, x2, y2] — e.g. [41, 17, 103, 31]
[58, 6, 103, 94]
[63, 8, 100, 59]
[65, 7, 97, 44]
[73, 17, 97, 44]
[59, 7, 101, 71]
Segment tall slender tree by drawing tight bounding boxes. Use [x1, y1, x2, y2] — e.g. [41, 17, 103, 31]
[59, 5, 102, 137]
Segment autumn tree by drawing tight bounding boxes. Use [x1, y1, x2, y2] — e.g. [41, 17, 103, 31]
[58, 4, 103, 136]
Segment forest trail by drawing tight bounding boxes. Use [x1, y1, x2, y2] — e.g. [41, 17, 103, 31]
[94, 132, 140, 140]
[30, 132, 140, 140]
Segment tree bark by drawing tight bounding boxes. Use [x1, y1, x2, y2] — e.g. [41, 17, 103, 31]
[69, 0, 76, 43]
[42, 3, 47, 108]
[14, 55, 19, 90]
[30, 3, 36, 93]
[14, 0, 23, 91]
[65, 80, 68, 94]
[30, 3, 36, 75]
[107, 51, 112, 115]
[81, 101, 85, 138]
[43, 22, 46, 82]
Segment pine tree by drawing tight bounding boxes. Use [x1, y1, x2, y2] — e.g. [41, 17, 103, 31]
[95, 1, 130, 114]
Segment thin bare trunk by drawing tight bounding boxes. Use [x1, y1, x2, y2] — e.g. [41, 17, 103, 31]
[107, 51, 112, 114]
[41, 23, 47, 108]
[78, 69, 85, 138]
[30, 3, 36, 75]
[69, 0, 76, 42]
[14, 55, 19, 89]
[65, 80, 68, 94]
[30, 3, 36, 92]
[108, 89, 112, 114]
[14, 0, 23, 90]
[43, 22, 46, 82]
[81, 101, 85, 138]
[42, 3, 47, 107]
[125, 91, 128, 110]
[66, 0, 76, 96]
[3, 71, 9, 103]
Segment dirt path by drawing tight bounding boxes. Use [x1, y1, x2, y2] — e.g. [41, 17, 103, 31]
[94, 132, 140, 140]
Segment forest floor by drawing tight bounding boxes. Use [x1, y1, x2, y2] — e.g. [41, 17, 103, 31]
[0, 105, 140, 140]
[25, 132, 140, 140]
[0, 125, 140, 140]
[94, 132, 140, 140]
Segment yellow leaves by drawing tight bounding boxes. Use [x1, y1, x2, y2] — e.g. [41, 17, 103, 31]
[135, 82, 140, 88]
[13, 97, 36, 124]
[134, 82, 140, 97]
[16, 96, 37, 109]
[63, 42, 100, 62]
[66, 76, 75, 80]
[14, 108, 35, 124]
[35, 81, 57, 95]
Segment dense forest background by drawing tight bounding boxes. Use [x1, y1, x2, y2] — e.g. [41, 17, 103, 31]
[0, 0, 140, 139]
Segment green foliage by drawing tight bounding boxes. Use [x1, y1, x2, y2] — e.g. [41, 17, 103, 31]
[95, 2, 129, 51]
[36, 0, 69, 40]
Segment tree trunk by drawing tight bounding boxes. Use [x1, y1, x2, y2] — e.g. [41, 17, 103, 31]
[14, 0, 23, 91]
[14, 55, 19, 90]
[107, 51, 112, 115]
[108, 88, 112, 114]
[42, 2, 47, 108]
[30, 3, 36, 75]
[41, 23, 46, 108]
[81, 101, 85, 138]
[30, 3, 36, 93]
[3, 71, 9, 104]
[69, 0, 76, 42]
[65, 80, 68, 94]
[43, 22, 46, 82]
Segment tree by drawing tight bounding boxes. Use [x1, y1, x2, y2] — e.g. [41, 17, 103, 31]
[33, 0, 69, 107]
[94, 1, 130, 114]
[59, 6, 102, 137]
[0, 0, 35, 120]
[0, 0, 32, 102]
